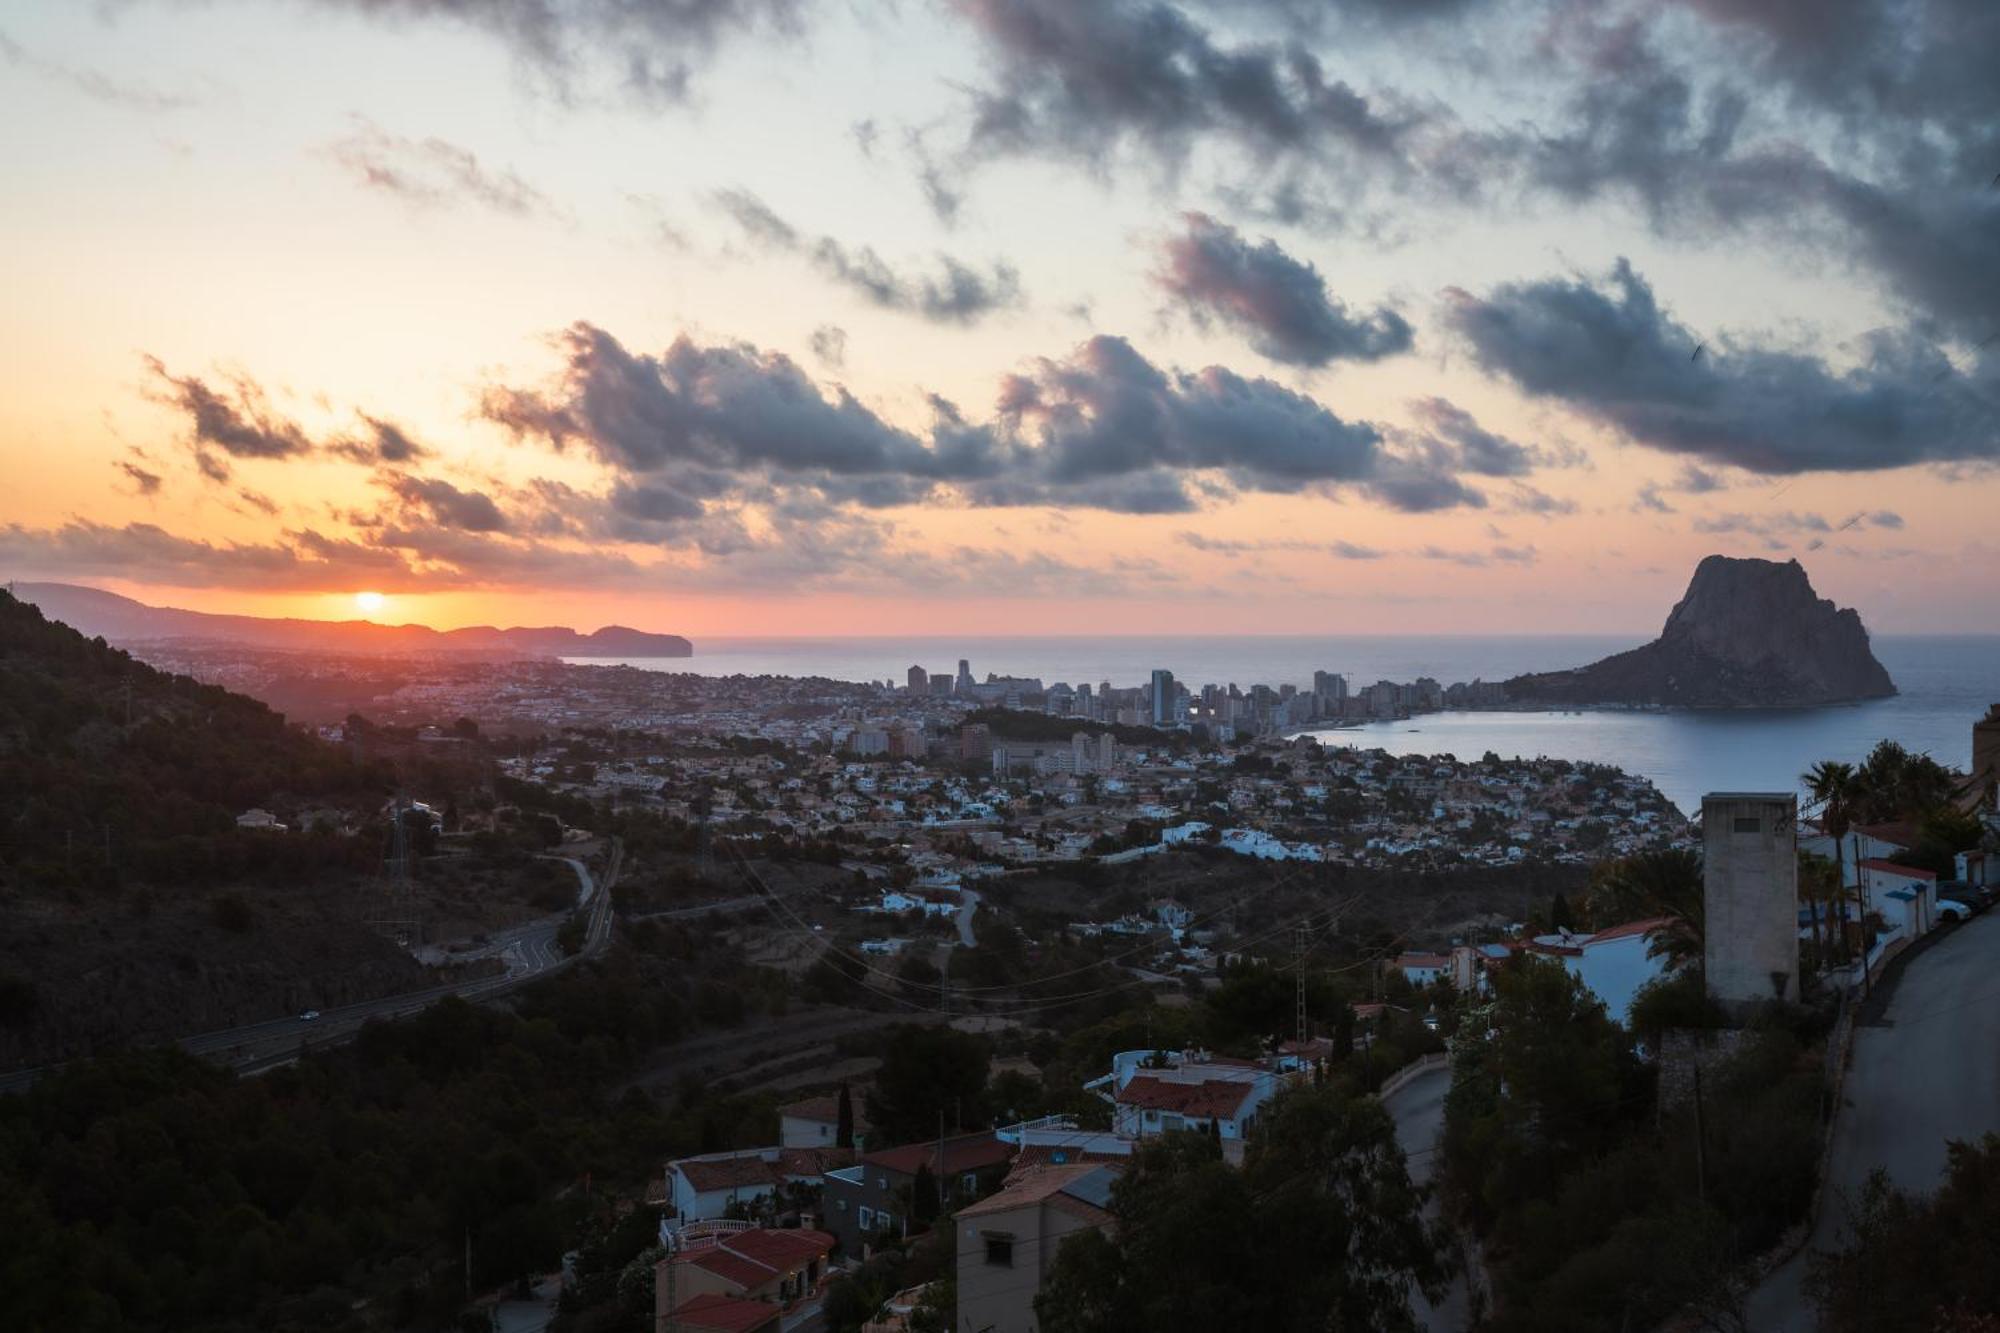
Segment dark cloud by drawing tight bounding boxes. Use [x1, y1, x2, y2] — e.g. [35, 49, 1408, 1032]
[713, 189, 1021, 325]
[383, 474, 513, 532]
[290, 0, 801, 103]
[809, 325, 848, 370]
[1405, 396, 1558, 477]
[115, 460, 163, 496]
[328, 415, 432, 465]
[1156, 212, 1412, 366]
[143, 356, 313, 471]
[480, 322, 1487, 516]
[953, 0, 1419, 169]
[0, 519, 420, 591]
[325, 120, 559, 217]
[1444, 258, 2000, 474]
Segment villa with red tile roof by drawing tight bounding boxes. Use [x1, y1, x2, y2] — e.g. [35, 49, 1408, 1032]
[654, 1227, 834, 1330]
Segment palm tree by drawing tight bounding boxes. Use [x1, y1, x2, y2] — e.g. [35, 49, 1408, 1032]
[1803, 760, 1859, 963]
[1589, 848, 1705, 981]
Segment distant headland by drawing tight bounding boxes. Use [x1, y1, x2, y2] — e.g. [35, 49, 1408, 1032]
[7, 582, 693, 659]
[1504, 556, 1895, 709]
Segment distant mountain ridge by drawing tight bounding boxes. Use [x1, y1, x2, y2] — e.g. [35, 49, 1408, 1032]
[1505, 556, 1895, 708]
[9, 583, 693, 658]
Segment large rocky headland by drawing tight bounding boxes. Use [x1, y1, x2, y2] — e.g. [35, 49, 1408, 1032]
[1506, 556, 1896, 708]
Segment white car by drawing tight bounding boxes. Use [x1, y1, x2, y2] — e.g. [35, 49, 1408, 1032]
[298, 1009, 321, 1022]
[1937, 900, 1971, 924]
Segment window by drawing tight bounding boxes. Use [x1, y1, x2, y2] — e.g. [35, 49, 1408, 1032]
[985, 1235, 1015, 1267]
[858, 1206, 873, 1231]
[1733, 817, 1761, 834]
[960, 1172, 978, 1195]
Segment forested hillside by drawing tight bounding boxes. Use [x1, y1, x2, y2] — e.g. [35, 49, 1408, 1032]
[0, 588, 392, 891]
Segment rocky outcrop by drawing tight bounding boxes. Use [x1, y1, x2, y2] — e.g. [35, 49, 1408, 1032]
[1508, 556, 1895, 708]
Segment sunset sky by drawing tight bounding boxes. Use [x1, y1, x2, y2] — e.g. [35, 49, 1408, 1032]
[3, 0, 1997, 636]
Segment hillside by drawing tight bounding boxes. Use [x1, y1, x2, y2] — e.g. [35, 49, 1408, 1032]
[0, 590, 440, 1066]
[1506, 556, 1896, 708]
[11, 582, 693, 657]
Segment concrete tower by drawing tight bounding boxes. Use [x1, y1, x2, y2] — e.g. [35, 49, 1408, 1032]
[1702, 792, 1799, 1013]
[1973, 704, 2000, 810]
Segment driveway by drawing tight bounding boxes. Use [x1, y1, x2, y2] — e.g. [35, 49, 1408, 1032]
[1746, 908, 2000, 1330]
[1383, 1062, 1472, 1333]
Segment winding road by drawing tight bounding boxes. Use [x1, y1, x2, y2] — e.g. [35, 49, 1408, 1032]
[1384, 1062, 1473, 1333]
[1745, 906, 2000, 1330]
[0, 843, 620, 1095]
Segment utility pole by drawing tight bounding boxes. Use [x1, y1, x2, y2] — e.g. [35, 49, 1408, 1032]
[1294, 919, 1309, 1047]
[1692, 1064, 1709, 1205]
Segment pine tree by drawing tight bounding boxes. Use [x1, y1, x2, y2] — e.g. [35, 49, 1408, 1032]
[835, 1082, 855, 1150]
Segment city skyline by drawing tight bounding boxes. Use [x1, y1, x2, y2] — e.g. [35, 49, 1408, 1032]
[5, 2, 1998, 635]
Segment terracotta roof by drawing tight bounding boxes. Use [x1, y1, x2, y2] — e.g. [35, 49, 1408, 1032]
[1006, 1145, 1131, 1176]
[1585, 917, 1674, 945]
[665, 1292, 781, 1333]
[1395, 952, 1450, 969]
[674, 1156, 778, 1194]
[1861, 858, 1937, 880]
[1116, 1073, 1258, 1120]
[956, 1162, 1120, 1226]
[775, 1146, 853, 1178]
[681, 1229, 835, 1290]
[862, 1133, 1015, 1178]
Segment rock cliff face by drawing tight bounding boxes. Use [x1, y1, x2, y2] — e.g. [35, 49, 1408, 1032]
[1508, 556, 1896, 707]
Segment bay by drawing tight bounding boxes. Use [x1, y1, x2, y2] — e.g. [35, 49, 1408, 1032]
[571, 635, 2000, 816]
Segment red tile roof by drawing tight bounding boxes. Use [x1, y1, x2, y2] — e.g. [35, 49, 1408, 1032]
[1585, 917, 1675, 945]
[1116, 1073, 1258, 1120]
[674, 1155, 778, 1194]
[957, 1162, 1120, 1228]
[666, 1292, 781, 1333]
[861, 1133, 1015, 1179]
[680, 1229, 835, 1291]
[775, 1147, 853, 1179]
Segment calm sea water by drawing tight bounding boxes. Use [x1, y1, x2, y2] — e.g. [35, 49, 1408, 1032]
[571, 635, 2000, 816]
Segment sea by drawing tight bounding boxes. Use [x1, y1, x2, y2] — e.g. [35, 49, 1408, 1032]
[568, 635, 2000, 817]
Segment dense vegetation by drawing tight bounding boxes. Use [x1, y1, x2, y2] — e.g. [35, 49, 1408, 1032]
[1809, 1135, 2000, 1332]
[0, 590, 393, 891]
[0, 939, 797, 1333]
[1037, 1086, 1449, 1332]
[1443, 956, 1825, 1331]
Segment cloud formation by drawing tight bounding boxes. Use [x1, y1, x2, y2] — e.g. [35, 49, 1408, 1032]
[294, 0, 801, 103]
[954, 0, 1417, 169]
[1156, 213, 1412, 366]
[714, 190, 1021, 325]
[480, 321, 1497, 517]
[1445, 259, 2000, 474]
[325, 121, 559, 218]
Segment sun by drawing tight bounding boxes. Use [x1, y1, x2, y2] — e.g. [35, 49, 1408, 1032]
[353, 590, 387, 618]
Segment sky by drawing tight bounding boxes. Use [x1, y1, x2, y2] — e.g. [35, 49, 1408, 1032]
[2, 0, 1997, 637]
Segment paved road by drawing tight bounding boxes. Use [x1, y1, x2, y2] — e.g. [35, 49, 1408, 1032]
[955, 888, 982, 948]
[1383, 1063, 1472, 1333]
[1746, 908, 2000, 1331]
[0, 843, 620, 1095]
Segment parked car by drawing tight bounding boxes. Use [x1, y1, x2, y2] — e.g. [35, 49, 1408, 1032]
[298, 1009, 321, 1022]
[1949, 883, 1995, 913]
[1936, 900, 1972, 924]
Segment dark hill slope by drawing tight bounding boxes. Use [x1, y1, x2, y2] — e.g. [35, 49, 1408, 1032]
[0, 588, 392, 881]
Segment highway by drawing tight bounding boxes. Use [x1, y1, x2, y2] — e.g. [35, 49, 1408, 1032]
[1745, 906, 2000, 1330]
[0, 841, 620, 1095]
